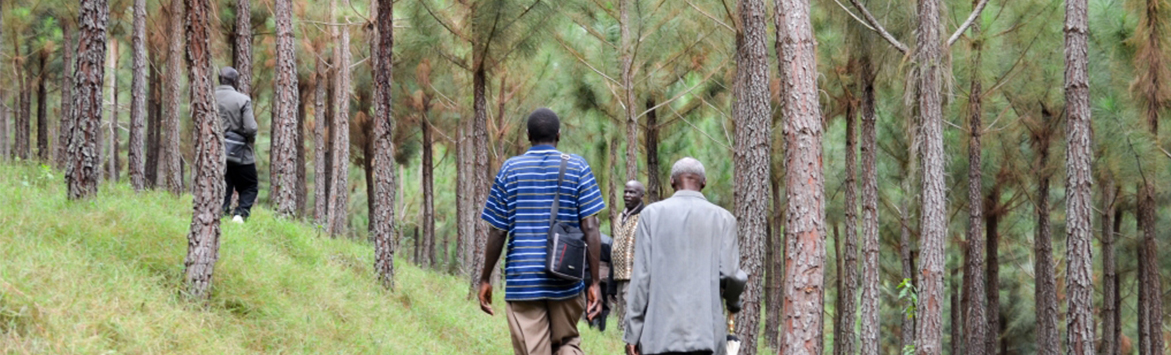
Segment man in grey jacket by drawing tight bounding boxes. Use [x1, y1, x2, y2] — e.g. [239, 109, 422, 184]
[217, 67, 258, 223]
[623, 157, 743, 355]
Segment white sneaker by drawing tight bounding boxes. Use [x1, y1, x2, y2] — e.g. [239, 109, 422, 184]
[232, 215, 245, 224]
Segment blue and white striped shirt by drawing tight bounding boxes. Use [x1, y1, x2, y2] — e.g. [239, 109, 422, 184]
[481, 145, 606, 301]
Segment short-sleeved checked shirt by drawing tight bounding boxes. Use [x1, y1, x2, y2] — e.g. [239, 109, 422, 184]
[481, 145, 606, 301]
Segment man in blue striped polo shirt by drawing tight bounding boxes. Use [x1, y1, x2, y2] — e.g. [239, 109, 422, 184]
[478, 108, 606, 355]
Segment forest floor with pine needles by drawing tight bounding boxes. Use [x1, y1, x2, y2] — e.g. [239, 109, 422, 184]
[0, 163, 627, 354]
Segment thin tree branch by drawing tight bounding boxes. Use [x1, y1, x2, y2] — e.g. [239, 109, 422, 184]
[832, 0, 876, 32]
[636, 57, 729, 119]
[847, 0, 909, 53]
[947, 0, 991, 47]
[685, 0, 735, 32]
[419, 0, 471, 43]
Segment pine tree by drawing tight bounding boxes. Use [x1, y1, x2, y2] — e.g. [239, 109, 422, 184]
[66, 0, 109, 200]
[271, 0, 300, 217]
[234, 0, 252, 96]
[163, 0, 184, 194]
[128, 0, 147, 191]
[371, 0, 397, 288]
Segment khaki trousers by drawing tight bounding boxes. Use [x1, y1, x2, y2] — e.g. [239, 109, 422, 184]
[506, 296, 586, 355]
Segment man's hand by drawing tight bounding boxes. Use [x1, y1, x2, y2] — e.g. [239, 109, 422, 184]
[477, 281, 495, 316]
[625, 343, 640, 355]
[586, 283, 602, 321]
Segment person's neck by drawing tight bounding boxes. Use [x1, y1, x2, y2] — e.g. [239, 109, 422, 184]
[675, 186, 702, 193]
[531, 141, 557, 148]
[624, 202, 643, 213]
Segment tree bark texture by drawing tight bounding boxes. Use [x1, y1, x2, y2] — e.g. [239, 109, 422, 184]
[468, 64, 490, 294]
[619, 0, 637, 182]
[56, 20, 75, 169]
[776, 0, 827, 352]
[963, 10, 988, 354]
[1138, 184, 1163, 355]
[234, 0, 252, 95]
[732, 0, 772, 353]
[900, 198, 916, 351]
[1063, 0, 1095, 352]
[915, 0, 947, 351]
[271, 0, 300, 217]
[985, 185, 1002, 355]
[146, 49, 162, 188]
[834, 71, 858, 355]
[36, 52, 48, 163]
[858, 52, 881, 355]
[765, 171, 783, 351]
[163, 0, 184, 194]
[128, 0, 148, 191]
[950, 269, 961, 355]
[15, 46, 30, 161]
[455, 120, 469, 276]
[1101, 177, 1119, 355]
[66, 0, 109, 200]
[421, 105, 435, 268]
[313, 55, 330, 226]
[372, 0, 397, 288]
[296, 80, 308, 217]
[1031, 110, 1059, 355]
[327, 20, 352, 237]
[107, 39, 119, 182]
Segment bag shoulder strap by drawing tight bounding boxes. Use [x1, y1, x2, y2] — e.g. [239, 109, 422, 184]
[549, 153, 570, 229]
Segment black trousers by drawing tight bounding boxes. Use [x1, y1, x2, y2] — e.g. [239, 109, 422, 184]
[222, 162, 258, 218]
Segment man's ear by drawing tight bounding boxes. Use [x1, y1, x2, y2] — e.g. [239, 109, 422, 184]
[555, 132, 561, 143]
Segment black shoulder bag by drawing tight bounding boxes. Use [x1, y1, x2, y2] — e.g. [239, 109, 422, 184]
[546, 154, 588, 281]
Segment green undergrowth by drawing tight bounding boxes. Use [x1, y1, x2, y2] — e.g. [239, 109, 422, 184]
[0, 163, 625, 354]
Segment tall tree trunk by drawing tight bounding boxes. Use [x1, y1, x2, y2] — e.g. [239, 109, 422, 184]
[765, 170, 783, 350]
[951, 268, 962, 355]
[1101, 176, 1119, 355]
[421, 103, 435, 269]
[182, 0, 225, 299]
[858, 52, 881, 355]
[1134, 0, 1167, 353]
[36, 51, 48, 162]
[985, 185, 1002, 355]
[1137, 187, 1152, 355]
[963, 8, 988, 353]
[128, 0, 147, 191]
[296, 80, 308, 217]
[1138, 183, 1163, 355]
[146, 49, 161, 188]
[15, 43, 30, 161]
[271, 0, 300, 217]
[108, 39, 119, 182]
[328, 11, 352, 237]
[619, 0, 637, 182]
[645, 97, 661, 202]
[915, 0, 947, 351]
[163, 0, 185, 194]
[468, 62, 490, 294]
[66, 0, 109, 200]
[234, 0, 252, 95]
[313, 55, 329, 226]
[57, 19, 75, 169]
[371, 0, 396, 288]
[457, 118, 473, 278]
[732, 1, 772, 353]
[1063, 0, 1095, 352]
[900, 198, 916, 351]
[1032, 109, 1060, 355]
[834, 72, 859, 355]
[776, 0, 826, 352]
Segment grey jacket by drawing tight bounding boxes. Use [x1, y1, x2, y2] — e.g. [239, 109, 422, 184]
[623, 190, 741, 355]
[216, 85, 257, 165]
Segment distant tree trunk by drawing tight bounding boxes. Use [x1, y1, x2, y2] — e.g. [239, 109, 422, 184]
[128, 0, 148, 191]
[951, 268, 961, 355]
[608, 132, 620, 239]
[914, 0, 947, 351]
[858, 52, 881, 355]
[834, 73, 859, 355]
[1032, 108, 1060, 355]
[107, 40, 120, 182]
[1101, 176, 1119, 355]
[36, 51, 48, 162]
[732, 1, 772, 353]
[1137, 187, 1151, 355]
[296, 80, 309, 217]
[1138, 183, 1163, 355]
[271, 0, 300, 217]
[56, 20, 75, 169]
[146, 51, 162, 188]
[645, 97, 660, 202]
[163, 0, 184, 195]
[371, 0, 396, 288]
[764, 171, 783, 351]
[963, 9, 988, 353]
[985, 184, 1002, 355]
[421, 103, 435, 269]
[776, 0, 826, 352]
[456, 119, 473, 277]
[15, 44, 30, 161]
[327, 17, 352, 237]
[468, 62, 490, 293]
[1064, 0, 1095, 353]
[900, 198, 916, 351]
[619, 0, 637, 182]
[234, 0, 252, 96]
[313, 55, 329, 226]
[181, 0, 225, 299]
[66, 0, 109, 200]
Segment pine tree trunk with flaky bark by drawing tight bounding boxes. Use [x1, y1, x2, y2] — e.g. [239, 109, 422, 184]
[835, 74, 859, 355]
[1063, 0, 1095, 352]
[128, 0, 147, 191]
[915, 0, 947, 351]
[234, 0, 251, 96]
[619, 0, 637, 182]
[1101, 177, 1119, 355]
[271, 0, 300, 217]
[56, 20, 74, 169]
[371, 0, 397, 288]
[963, 11, 988, 353]
[1138, 184, 1162, 355]
[163, 0, 184, 195]
[66, 0, 109, 200]
[36, 52, 48, 163]
[327, 19, 352, 237]
[313, 56, 329, 226]
[858, 53, 881, 355]
[1134, 0, 1167, 353]
[776, 0, 826, 352]
[1032, 109, 1060, 355]
[468, 63, 490, 294]
[182, 0, 226, 299]
[732, 1, 772, 353]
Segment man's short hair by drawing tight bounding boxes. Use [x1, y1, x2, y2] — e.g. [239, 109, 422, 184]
[219, 67, 239, 87]
[527, 108, 560, 143]
[670, 157, 706, 182]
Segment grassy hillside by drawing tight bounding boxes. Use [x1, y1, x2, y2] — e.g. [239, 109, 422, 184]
[0, 163, 625, 354]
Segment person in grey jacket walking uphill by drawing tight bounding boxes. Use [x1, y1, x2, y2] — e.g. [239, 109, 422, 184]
[216, 67, 258, 223]
[623, 157, 744, 355]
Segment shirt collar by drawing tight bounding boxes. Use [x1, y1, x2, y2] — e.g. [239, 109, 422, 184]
[671, 190, 707, 200]
[216, 85, 237, 92]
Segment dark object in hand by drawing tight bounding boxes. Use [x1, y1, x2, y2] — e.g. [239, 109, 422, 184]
[720, 270, 749, 313]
